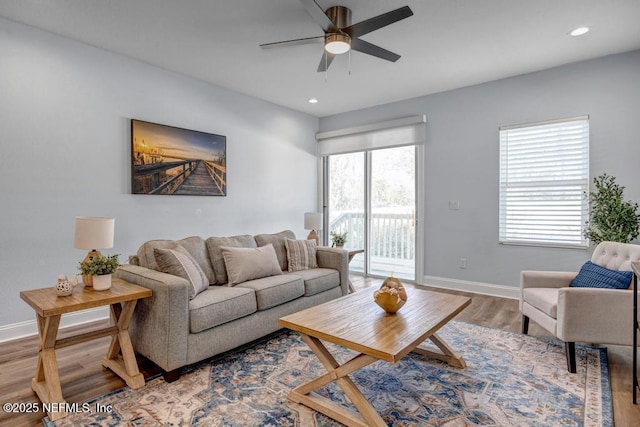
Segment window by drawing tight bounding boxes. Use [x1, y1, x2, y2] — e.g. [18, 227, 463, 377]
[499, 116, 589, 248]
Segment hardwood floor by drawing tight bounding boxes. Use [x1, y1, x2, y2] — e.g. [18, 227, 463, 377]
[1, 276, 638, 426]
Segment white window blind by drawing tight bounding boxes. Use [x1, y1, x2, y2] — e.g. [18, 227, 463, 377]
[317, 115, 426, 156]
[499, 116, 589, 248]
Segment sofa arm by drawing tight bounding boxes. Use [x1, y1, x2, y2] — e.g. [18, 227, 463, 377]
[317, 247, 349, 296]
[520, 270, 577, 289]
[115, 265, 191, 372]
[556, 287, 634, 345]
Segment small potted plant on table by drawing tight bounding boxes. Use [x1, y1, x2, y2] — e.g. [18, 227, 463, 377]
[79, 254, 121, 290]
[330, 230, 348, 248]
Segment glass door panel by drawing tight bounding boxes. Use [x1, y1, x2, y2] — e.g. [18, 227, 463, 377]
[326, 146, 416, 281]
[370, 147, 416, 280]
[327, 152, 365, 273]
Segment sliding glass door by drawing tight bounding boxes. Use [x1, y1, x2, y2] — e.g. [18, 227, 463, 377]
[370, 146, 415, 279]
[326, 152, 366, 274]
[326, 146, 417, 281]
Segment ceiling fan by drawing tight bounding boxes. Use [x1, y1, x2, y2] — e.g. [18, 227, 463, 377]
[260, 0, 413, 72]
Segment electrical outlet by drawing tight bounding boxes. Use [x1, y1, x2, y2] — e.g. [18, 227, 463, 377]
[448, 200, 460, 210]
[459, 258, 467, 269]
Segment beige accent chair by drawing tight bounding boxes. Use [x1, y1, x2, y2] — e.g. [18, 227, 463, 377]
[520, 241, 640, 372]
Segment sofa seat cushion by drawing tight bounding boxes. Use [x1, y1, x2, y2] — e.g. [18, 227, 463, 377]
[189, 287, 257, 333]
[285, 268, 339, 296]
[522, 288, 558, 319]
[236, 275, 304, 310]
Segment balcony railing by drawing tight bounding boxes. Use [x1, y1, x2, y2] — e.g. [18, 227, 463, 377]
[330, 211, 415, 278]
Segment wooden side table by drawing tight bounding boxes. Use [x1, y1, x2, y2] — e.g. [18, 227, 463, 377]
[347, 249, 364, 293]
[20, 278, 152, 420]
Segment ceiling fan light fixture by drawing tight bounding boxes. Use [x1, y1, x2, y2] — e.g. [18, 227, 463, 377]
[325, 33, 351, 54]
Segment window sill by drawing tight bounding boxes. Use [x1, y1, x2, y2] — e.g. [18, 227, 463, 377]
[499, 241, 588, 250]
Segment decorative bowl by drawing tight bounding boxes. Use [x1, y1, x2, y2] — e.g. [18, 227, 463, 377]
[374, 290, 406, 314]
[373, 276, 408, 314]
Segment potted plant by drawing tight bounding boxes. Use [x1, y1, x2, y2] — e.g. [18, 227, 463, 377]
[583, 173, 640, 244]
[330, 230, 348, 248]
[79, 254, 121, 290]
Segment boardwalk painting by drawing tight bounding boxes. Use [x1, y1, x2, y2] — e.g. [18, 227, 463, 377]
[131, 120, 226, 196]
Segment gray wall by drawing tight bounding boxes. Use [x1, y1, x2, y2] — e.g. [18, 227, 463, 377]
[320, 50, 640, 287]
[0, 17, 319, 327]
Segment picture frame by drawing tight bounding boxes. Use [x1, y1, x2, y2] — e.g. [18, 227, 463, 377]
[131, 119, 226, 196]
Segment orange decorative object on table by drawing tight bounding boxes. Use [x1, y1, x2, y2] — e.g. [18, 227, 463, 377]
[374, 275, 408, 313]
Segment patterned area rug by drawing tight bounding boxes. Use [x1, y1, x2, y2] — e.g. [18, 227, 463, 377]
[45, 321, 612, 426]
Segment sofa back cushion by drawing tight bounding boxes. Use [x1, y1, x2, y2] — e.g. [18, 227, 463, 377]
[591, 241, 640, 290]
[138, 236, 216, 285]
[206, 235, 257, 285]
[137, 236, 216, 285]
[591, 241, 640, 270]
[254, 230, 295, 271]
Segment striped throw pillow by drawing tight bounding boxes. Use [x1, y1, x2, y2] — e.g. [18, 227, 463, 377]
[285, 239, 318, 272]
[154, 245, 210, 299]
[570, 261, 633, 289]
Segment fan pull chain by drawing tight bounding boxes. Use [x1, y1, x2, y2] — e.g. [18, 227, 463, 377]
[348, 50, 351, 75]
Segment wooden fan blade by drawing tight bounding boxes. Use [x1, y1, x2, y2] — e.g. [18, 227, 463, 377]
[260, 36, 324, 49]
[351, 38, 400, 62]
[317, 51, 336, 72]
[344, 6, 413, 39]
[299, 0, 336, 32]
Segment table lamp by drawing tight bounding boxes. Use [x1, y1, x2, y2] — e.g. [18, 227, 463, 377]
[74, 216, 115, 286]
[304, 212, 323, 245]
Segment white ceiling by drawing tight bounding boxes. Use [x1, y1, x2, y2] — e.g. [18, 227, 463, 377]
[1, 0, 639, 117]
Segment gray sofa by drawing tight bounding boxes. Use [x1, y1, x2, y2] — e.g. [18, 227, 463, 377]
[116, 230, 349, 382]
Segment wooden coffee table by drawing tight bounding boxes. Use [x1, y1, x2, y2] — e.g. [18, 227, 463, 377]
[20, 278, 151, 420]
[279, 287, 471, 427]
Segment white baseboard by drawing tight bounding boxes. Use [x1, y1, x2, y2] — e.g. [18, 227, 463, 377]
[0, 307, 110, 343]
[421, 275, 519, 300]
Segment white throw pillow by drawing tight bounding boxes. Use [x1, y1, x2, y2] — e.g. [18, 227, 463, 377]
[220, 244, 283, 285]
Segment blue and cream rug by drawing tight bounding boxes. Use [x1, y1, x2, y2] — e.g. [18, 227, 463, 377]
[45, 321, 612, 426]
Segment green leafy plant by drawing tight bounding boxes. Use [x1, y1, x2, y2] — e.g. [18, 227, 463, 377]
[79, 254, 121, 276]
[330, 230, 348, 246]
[583, 173, 640, 244]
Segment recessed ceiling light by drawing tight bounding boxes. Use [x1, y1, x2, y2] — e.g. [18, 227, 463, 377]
[569, 27, 590, 37]
[308, 98, 318, 104]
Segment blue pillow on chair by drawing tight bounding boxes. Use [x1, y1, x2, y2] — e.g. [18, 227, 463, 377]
[570, 261, 633, 289]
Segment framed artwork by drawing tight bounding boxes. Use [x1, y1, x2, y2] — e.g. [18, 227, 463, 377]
[131, 119, 226, 196]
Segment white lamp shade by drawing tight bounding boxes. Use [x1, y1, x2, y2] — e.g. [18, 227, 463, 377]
[74, 217, 115, 250]
[304, 212, 323, 230]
